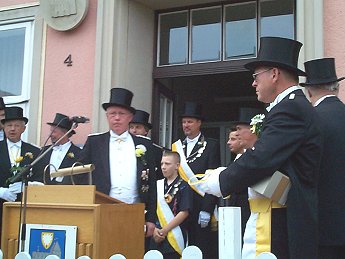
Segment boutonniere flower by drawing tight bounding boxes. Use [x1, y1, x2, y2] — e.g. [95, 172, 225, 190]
[25, 152, 33, 159]
[135, 144, 147, 165]
[67, 152, 75, 158]
[250, 114, 265, 137]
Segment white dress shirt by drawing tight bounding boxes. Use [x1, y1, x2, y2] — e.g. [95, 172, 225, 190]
[0, 130, 4, 141]
[109, 130, 139, 204]
[7, 139, 22, 170]
[185, 132, 201, 157]
[49, 141, 72, 182]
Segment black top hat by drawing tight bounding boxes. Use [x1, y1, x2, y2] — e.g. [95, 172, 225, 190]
[131, 110, 152, 129]
[47, 113, 76, 135]
[0, 97, 5, 110]
[300, 58, 345, 87]
[102, 88, 136, 114]
[1, 106, 28, 125]
[233, 107, 264, 125]
[245, 37, 306, 76]
[180, 102, 203, 120]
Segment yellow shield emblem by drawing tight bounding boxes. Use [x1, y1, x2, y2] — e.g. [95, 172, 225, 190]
[41, 232, 54, 249]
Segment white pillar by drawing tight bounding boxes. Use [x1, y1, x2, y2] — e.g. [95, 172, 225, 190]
[218, 207, 242, 259]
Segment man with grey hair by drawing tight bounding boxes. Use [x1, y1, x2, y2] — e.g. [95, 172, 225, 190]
[301, 58, 345, 258]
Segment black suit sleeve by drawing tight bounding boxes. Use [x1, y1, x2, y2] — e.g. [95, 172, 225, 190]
[220, 98, 315, 196]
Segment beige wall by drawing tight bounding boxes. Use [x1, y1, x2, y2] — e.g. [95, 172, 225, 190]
[324, 0, 345, 102]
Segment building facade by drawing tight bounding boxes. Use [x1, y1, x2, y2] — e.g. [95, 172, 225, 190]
[0, 0, 343, 165]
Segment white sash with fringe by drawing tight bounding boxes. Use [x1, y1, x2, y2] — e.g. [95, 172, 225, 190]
[172, 140, 205, 196]
[156, 179, 185, 255]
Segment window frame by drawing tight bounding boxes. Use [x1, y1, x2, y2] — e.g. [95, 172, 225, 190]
[0, 19, 34, 104]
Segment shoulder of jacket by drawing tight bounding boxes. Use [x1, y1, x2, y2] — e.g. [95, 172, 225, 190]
[88, 131, 108, 137]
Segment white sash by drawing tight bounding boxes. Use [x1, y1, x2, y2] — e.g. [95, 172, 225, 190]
[172, 140, 205, 196]
[156, 179, 185, 255]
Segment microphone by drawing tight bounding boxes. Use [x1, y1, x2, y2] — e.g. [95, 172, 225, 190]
[71, 116, 90, 123]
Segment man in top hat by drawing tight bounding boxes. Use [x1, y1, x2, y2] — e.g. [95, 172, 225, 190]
[130, 109, 165, 180]
[201, 37, 323, 258]
[0, 106, 41, 235]
[0, 97, 6, 141]
[79, 88, 157, 239]
[172, 101, 220, 258]
[226, 109, 262, 241]
[35, 113, 81, 185]
[301, 58, 345, 258]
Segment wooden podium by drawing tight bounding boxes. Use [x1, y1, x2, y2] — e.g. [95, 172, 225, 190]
[1, 185, 145, 259]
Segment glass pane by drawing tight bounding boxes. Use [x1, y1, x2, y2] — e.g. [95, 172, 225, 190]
[0, 27, 25, 96]
[225, 2, 257, 59]
[191, 7, 221, 63]
[260, 0, 294, 39]
[158, 12, 188, 66]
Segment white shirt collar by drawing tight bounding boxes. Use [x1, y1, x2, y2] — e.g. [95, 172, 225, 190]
[7, 139, 22, 148]
[53, 141, 71, 151]
[314, 95, 336, 107]
[266, 85, 302, 112]
[110, 130, 130, 141]
[186, 132, 201, 143]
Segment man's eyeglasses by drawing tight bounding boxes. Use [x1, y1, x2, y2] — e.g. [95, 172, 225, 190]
[252, 68, 273, 80]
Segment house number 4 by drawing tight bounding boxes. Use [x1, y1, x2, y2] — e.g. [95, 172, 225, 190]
[64, 54, 73, 66]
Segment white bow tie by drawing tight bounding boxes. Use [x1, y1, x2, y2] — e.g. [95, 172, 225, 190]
[53, 145, 62, 151]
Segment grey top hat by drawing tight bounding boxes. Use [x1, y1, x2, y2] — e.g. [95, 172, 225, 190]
[47, 113, 76, 135]
[131, 110, 152, 129]
[1, 106, 28, 125]
[245, 37, 306, 76]
[102, 88, 136, 114]
[300, 58, 345, 87]
[0, 97, 5, 110]
[180, 102, 203, 120]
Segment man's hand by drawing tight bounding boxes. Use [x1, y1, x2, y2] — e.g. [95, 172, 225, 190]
[0, 187, 17, 202]
[198, 211, 211, 228]
[145, 222, 156, 237]
[199, 167, 225, 197]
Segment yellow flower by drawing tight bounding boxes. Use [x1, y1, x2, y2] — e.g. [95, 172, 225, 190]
[15, 156, 23, 163]
[135, 148, 145, 157]
[67, 152, 75, 158]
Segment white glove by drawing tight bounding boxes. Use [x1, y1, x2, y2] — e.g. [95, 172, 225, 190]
[199, 167, 226, 197]
[0, 187, 17, 202]
[28, 181, 45, 186]
[198, 211, 211, 228]
[9, 182, 24, 194]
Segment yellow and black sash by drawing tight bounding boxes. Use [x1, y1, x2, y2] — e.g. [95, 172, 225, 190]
[156, 179, 185, 255]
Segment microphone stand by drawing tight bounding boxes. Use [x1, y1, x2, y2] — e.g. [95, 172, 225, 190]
[16, 122, 79, 253]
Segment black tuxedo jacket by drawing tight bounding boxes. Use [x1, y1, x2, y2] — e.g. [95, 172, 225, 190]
[0, 139, 40, 232]
[220, 89, 323, 259]
[35, 143, 82, 185]
[0, 140, 41, 188]
[315, 96, 345, 245]
[183, 135, 220, 214]
[79, 132, 157, 223]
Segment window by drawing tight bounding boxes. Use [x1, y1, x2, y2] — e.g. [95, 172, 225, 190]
[157, 0, 295, 67]
[159, 94, 173, 148]
[224, 2, 257, 60]
[260, 0, 294, 38]
[0, 21, 33, 103]
[191, 7, 221, 63]
[158, 11, 188, 66]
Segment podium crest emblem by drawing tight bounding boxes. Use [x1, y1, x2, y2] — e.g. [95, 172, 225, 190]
[41, 232, 54, 249]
